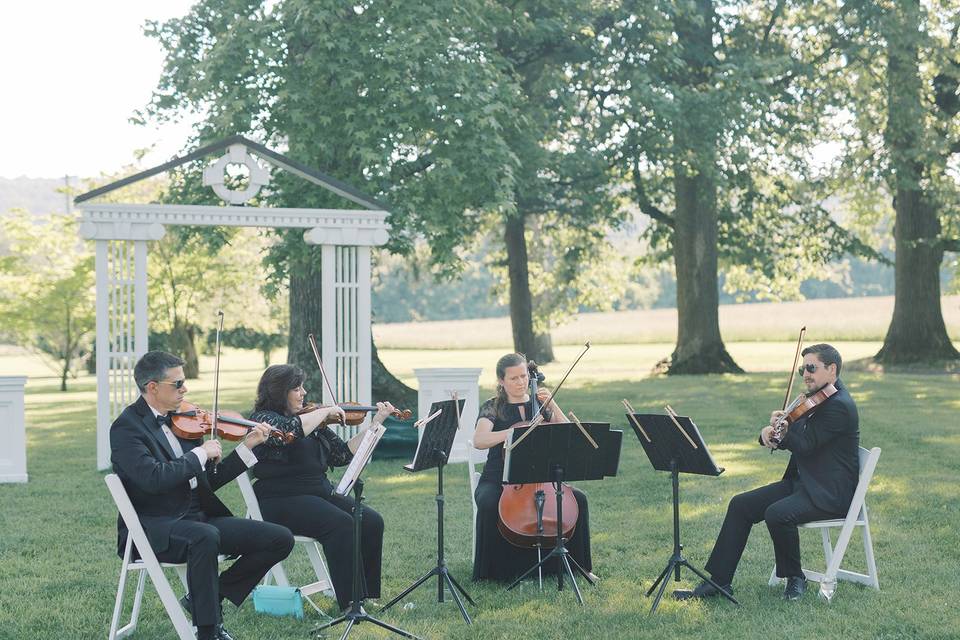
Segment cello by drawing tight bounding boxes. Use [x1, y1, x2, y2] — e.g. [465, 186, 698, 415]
[496, 342, 592, 550]
[496, 360, 579, 549]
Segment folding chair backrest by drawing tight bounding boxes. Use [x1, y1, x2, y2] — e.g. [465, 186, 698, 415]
[845, 446, 881, 522]
[236, 471, 264, 521]
[106, 474, 162, 568]
[466, 439, 481, 498]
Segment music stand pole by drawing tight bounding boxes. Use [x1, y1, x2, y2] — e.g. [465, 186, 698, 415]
[379, 449, 475, 623]
[311, 479, 421, 640]
[505, 464, 595, 604]
[645, 459, 739, 614]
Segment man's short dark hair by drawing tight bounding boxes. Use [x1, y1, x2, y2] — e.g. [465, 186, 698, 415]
[801, 343, 842, 376]
[134, 351, 185, 392]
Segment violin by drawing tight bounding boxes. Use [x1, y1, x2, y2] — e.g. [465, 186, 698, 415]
[770, 383, 838, 446]
[497, 360, 580, 549]
[297, 401, 412, 426]
[171, 401, 295, 443]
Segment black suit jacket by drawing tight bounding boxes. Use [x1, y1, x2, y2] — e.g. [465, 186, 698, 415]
[110, 395, 247, 556]
[777, 379, 860, 515]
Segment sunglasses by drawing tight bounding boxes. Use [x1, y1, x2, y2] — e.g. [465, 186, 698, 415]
[798, 364, 826, 375]
[155, 379, 186, 389]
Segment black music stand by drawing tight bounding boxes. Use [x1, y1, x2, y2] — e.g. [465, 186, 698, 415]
[310, 479, 422, 640]
[502, 421, 622, 605]
[627, 412, 739, 613]
[379, 399, 475, 624]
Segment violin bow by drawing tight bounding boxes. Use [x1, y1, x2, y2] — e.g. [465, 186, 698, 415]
[782, 326, 806, 411]
[211, 310, 225, 471]
[506, 341, 592, 452]
[307, 333, 344, 425]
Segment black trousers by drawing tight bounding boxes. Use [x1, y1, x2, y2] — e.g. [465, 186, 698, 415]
[704, 477, 840, 586]
[155, 512, 294, 626]
[259, 493, 384, 610]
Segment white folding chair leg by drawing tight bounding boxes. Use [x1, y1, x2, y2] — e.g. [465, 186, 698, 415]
[821, 528, 834, 565]
[768, 567, 781, 587]
[269, 561, 291, 587]
[861, 512, 879, 589]
[109, 538, 144, 640]
[174, 566, 189, 591]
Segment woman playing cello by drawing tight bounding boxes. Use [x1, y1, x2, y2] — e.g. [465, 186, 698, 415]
[472, 353, 593, 582]
[247, 364, 397, 612]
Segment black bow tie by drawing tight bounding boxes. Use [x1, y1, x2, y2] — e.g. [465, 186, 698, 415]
[156, 413, 172, 428]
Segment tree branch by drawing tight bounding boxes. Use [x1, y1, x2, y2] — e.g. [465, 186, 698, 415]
[632, 161, 674, 228]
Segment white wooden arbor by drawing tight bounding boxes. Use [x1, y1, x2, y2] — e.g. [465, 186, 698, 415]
[76, 136, 390, 470]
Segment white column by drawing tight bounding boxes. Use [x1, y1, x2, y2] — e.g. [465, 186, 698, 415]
[95, 240, 110, 470]
[414, 368, 482, 463]
[320, 245, 336, 406]
[0, 377, 28, 483]
[357, 246, 372, 408]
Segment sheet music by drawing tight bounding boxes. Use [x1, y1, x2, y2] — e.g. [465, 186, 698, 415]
[404, 408, 443, 471]
[335, 423, 386, 496]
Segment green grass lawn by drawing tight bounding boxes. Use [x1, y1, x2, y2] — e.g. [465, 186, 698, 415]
[1, 348, 958, 639]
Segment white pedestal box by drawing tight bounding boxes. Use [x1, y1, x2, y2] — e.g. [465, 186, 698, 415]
[0, 376, 28, 483]
[413, 368, 483, 464]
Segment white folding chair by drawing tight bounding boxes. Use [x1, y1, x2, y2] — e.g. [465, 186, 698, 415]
[466, 439, 482, 564]
[235, 471, 335, 613]
[768, 446, 881, 602]
[106, 473, 197, 640]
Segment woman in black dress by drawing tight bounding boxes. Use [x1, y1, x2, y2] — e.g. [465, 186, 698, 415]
[248, 364, 396, 611]
[472, 353, 593, 582]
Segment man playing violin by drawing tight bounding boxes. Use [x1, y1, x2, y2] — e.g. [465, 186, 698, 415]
[110, 351, 295, 640]
[674, 343, 859, 602]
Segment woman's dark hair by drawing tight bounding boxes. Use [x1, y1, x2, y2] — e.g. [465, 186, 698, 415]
[254, 364, 307, 415]
[493, 353, 527, 420]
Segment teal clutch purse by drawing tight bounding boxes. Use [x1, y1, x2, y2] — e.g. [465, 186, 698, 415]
[252, 585, 304, 619]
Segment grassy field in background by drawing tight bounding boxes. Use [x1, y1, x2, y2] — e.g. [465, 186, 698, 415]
[1, 347, 958, 639]
[373, 295, 960, 348]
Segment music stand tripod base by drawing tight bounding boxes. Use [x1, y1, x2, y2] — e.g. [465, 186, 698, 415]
[379, 449, 475, 624]
[645, 458, 739, 613]
[310, 480, 422, 640]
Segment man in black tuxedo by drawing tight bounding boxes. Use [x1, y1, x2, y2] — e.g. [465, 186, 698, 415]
[675, 343, 860, 602]
[110, 351, 295, 640]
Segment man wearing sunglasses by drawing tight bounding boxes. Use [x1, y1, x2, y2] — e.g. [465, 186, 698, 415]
[110, 351, 295, 640]
[675, 343, 860, 602]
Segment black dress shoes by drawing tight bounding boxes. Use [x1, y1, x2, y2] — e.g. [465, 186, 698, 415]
[783, 576, 807, 601]
[216, 624, 237, 640]
[673, 581, 733, 601]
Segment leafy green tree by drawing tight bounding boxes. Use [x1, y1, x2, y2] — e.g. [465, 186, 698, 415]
[595, 0, 876, 373]
[145, 1, 624, 380]
[0, 211, 94, 390]
[147, 227, 278, 377]
[837, 0, 960, 364]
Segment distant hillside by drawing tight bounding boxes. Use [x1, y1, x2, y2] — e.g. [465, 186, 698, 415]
[0, 176, 77, 215]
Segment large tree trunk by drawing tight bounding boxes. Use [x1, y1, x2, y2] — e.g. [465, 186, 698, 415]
[371, 340, 416, 409]
[505, 214, 554, 363]
[286, 256, 416, 407]
[667, 0, 742, 375]
[287, 262, 326, 399]
[171, 321, 199, 378]
[875, 2, 959, 364]
[669, 171, 742, 374]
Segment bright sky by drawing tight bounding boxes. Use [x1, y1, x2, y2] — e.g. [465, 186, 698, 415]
[0, 1, 198, 179]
